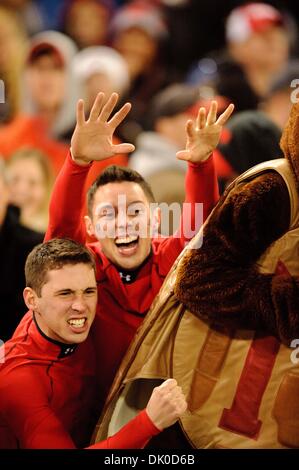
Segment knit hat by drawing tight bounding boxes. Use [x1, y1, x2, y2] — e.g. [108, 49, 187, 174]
[73, 46, 130, 96]
[226, 3, 284, 43]
[110, 2, 168, 40]
[27, 30, 77, 68]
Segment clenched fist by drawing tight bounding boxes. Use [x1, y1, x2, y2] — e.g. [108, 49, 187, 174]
[145, 378, 187, 430]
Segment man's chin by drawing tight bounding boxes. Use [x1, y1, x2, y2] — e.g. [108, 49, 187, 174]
[114, 253, 145, 271]
[66, 333, 89, 344]
[63, 329, 90, 344]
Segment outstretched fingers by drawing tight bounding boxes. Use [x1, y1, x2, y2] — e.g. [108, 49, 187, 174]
[206, 100, 217, 126]
[89, 92, 105, 121]
[98, 92, 119, 122]
[76, 99, 86, 126]
[108, 102, 132, 129]
[185, 119, 196, 138]
[216, 103, 234, 126]
[196, 107, 206, 130]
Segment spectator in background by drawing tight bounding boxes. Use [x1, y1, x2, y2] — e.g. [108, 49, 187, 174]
[6, 148, 54, 233]
[0, 29, 72, 175]
[110, 0, 171, 143]
[61, 0, 115, 50]
[225, 3, 292, 100]
[216, 60, 299, 191]
[23, 30, 78, 143]
[186, 3, 295, 114]
[73, 45, 130, 191]
[0, 159, 43, 342]
[73, 46, 130, 112]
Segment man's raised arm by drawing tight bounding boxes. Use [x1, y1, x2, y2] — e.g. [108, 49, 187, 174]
[45, 93, 135, 243]
[157, 101, 234, 273]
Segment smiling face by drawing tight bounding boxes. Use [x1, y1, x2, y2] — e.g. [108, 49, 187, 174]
[85, 181, 159, 271]
[24, 263, 98, 344]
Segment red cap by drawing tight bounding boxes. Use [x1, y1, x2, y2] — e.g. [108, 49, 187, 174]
[226, 3, 284, 43]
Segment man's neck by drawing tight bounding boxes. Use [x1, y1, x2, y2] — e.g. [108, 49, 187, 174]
[116, 251, 153, 284]
[33, 312, 78, 358]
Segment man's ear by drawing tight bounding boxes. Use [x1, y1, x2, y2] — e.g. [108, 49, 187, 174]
[23, 287, 38, 311]
[84, 215, 95, 237]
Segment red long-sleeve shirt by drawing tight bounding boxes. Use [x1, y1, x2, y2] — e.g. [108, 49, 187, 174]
[0, 312, 159, 449]
[45, 153, 219, 401]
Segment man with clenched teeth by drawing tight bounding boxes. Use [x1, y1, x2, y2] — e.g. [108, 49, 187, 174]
[0, 238, 187, 448]
[45, 91, 234, 406]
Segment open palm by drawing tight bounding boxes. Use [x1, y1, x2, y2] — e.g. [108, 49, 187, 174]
[71, 92, 135, 164]
[177, 101, 234, 163]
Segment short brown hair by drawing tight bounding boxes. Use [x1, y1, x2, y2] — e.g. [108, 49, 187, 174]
[25, 238, 96, 296]
[87, 165, 155, 216]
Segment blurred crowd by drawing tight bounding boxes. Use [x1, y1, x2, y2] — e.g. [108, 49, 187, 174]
[1, 0, 299, 338]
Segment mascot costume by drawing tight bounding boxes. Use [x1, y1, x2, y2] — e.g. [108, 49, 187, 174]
[92, 103, 299, 449]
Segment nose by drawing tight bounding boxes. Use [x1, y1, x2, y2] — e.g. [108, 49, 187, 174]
[116, 195, 128, 232]
[117, 211, 127, 229]
[71, 294, 87, 313]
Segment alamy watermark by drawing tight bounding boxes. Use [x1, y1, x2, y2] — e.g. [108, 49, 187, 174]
[94, 196, 203, 248]
[290, 79, 299, 104]
[0, 80, 4, 104]
[290, 339, 299, 364]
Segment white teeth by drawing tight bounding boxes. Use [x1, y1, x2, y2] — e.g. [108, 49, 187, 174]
[68, 318, 86, 328]
[115, 235, 138, 245]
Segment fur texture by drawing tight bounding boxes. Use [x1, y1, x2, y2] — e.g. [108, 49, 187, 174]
[174, 170, 299, 344]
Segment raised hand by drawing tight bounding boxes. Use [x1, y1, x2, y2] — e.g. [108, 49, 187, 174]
[71, 92, 135, 165]
[176, 101, 234, 164]
[145, 378, 187, 430]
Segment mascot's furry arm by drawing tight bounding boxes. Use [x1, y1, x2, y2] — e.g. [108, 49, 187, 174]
[174, 170, 299, 344]
[175, 103, 299, 344]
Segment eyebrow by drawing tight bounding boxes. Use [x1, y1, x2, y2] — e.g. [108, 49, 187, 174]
[97, 204, 114, 209]
[55, 287, 97, 294]
[127, 200, 146, 205]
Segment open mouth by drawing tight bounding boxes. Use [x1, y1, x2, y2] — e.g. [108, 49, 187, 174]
[67, 317, 87, 329]
[114, 235, 139, 255]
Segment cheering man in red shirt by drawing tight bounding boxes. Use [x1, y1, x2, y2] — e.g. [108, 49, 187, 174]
[45, 92, 234, 403]
[0, 238, 187, 449]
